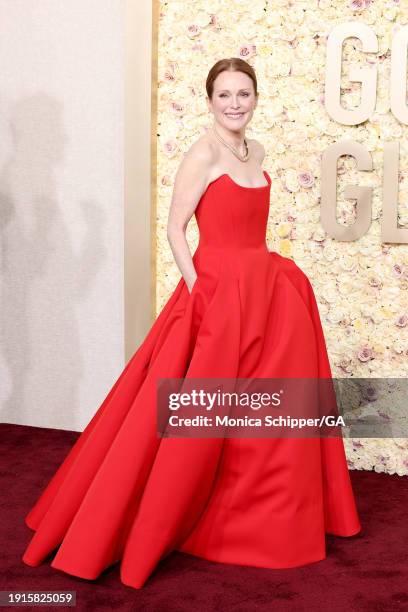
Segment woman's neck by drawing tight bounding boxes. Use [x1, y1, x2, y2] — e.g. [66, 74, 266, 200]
[212, 122, 246, 149]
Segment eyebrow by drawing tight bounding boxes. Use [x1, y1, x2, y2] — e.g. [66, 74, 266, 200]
[215, 88, 251, 93]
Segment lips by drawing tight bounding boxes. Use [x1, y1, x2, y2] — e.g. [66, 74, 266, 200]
[225, 113, 244, 119]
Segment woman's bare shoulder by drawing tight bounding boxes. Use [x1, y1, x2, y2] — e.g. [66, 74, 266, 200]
[176, 133, 218, 184]
[248, 138, 266, 162]
[185, 132, 217, 164]
[172, 133, 217, 193]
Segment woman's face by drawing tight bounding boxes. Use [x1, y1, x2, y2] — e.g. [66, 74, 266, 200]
[207, 70, 258, 133]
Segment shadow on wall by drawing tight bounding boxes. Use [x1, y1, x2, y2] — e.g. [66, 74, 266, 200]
[0, 93, 107, 430]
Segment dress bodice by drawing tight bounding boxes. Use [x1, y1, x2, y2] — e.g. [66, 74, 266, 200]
[194, 170, 271, 253]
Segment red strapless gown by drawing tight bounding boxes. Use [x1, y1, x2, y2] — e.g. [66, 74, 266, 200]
[22, 170, 361, 589]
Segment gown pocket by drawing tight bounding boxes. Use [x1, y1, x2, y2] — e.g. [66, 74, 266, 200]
[188, 276, 200, 297]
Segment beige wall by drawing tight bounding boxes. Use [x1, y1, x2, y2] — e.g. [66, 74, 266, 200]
[124, 0, 157, 361]
[0, 1, 128, 431]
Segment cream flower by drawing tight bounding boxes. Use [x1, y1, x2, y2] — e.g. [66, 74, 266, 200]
[284, 169, 300, 192]
[277, 222, 292, 238]
[279, 239, 292, 257]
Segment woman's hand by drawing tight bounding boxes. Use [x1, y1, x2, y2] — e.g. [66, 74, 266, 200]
[187, 276, 198, 294]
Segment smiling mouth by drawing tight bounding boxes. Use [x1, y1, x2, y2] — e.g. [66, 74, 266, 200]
[225, 112, 245, 119]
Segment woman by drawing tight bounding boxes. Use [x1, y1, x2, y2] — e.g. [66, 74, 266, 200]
[22, 58, 361, 589]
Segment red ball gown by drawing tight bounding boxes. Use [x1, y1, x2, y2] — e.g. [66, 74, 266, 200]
[22, 169, 361, 588]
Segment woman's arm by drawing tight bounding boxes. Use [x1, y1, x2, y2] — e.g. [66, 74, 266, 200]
[167, 139, 214, 293]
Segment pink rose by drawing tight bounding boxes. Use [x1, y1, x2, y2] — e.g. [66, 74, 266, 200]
[350, 0, 366, 9]
[209, 14, 221, 29]
[392, 264, 405, 277]
[362, 385, 378, 402]
[352, 440, 364, 448]
[163, 62, 177, 83]
[187, 24, 201, 38]
[162, 139, 179, 157]
[298, 171, 314, 188]
[396, 314, 408, 328]
[357, 346, 374, 362]
[338, 358, 352, 373]
[368, 277, 382, 288]
[238, 44, 256, 60]
[169, 101, 185, 116]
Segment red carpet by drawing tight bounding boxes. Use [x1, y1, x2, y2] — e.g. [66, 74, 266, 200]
[2, 422, 408, 611]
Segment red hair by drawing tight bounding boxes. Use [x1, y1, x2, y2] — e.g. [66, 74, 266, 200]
[206, 58, 258, 100]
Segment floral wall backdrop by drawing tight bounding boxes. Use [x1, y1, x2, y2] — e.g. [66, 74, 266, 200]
[156, 0, 408, 476]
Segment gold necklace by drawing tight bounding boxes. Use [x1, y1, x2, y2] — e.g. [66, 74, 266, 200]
[212, 125, 249, 162]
